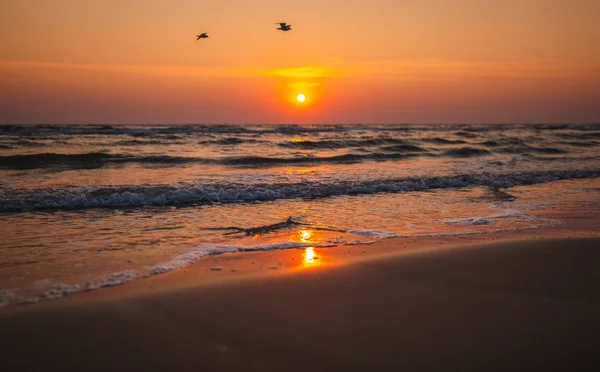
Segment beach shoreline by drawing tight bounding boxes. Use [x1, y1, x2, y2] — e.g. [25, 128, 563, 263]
[2, 204, 600, 371]
[3, 201, 599, 309]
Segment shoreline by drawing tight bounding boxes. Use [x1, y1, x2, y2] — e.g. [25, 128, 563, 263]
[2, 203, 599, 310]
[2, 233, 600, 371]
[2, 177, 599, 308]
[2, 203, 600, 370]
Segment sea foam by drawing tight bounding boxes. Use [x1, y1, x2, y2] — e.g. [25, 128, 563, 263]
[2, 169, 599, 212]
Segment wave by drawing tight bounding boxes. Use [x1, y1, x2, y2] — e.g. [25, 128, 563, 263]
[11, 139, 47, 148]
[0, 124, 391, 137]
[2, 124, 600, 137]
[0, 152, 206, 170]
[557, 141, 599, 148]
[525, 155, 600, 162]
[494, 145, 568, 155]
[2, 169, 598, 212]
[278, 138, 412, 149]
[454, 131, 479, 138]
[114, 139, 184, 146]
[0, 124, 272, 136]
[199, 137, 261, 145]
[481, 140, 500, 147]
[443, 147, 491, 157]
[0, 152, 119, 169]
[421, 137, 467, 145]
[0, 151, 424, 170]
[574, 131, 600, 138]
[480, 138, 527, 147]
[379, 144, 427, 152]
[444, 209, 524, 226]
[348, 230, 400, 239]
[18, 270, 141, 304]
[221, 152, 418, 166]
[555, 132, 600, 141]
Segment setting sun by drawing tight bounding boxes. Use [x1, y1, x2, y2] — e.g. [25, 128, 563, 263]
[296, 93, 306, 103]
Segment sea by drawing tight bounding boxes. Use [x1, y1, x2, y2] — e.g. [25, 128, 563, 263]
[1, 123, 600, 305]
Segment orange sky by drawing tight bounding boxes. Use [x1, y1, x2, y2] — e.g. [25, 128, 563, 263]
[1, 0, 599, 124]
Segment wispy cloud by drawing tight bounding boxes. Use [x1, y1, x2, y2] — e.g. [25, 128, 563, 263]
[0, 60, 252, 78]
[259, 66, 335, 79]
[335, 59, 600, 80]
[2, 59, 599, 81]
[254, 59, 600, 81]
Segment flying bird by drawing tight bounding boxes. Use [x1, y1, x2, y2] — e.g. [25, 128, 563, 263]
[196, 33, 209, 40]
[276, 22, 292, 32]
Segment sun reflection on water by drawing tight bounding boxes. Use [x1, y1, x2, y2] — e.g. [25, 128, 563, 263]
[299, 229, 313, 243]
[303, 247, 316, 266]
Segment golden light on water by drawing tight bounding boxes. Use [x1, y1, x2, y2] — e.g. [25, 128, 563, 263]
[299, 229, 313, 243]
[304, 247, 316, 265]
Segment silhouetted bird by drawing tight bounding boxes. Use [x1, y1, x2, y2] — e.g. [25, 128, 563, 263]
[276, 23, 292, 31]
[196, 33, 209, 40]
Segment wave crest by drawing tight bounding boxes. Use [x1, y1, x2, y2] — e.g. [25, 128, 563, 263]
[2, 170, 598, 212]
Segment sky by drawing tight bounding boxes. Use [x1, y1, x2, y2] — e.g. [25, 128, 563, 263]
[1, 0, 599, 124]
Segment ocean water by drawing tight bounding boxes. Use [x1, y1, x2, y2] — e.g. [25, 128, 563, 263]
[1, 123, 600, 304]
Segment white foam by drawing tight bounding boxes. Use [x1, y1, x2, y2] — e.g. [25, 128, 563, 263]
[345, 240, 378, 246]
[444, 208, 526, 226]
[488, 209, 525, 218]
[349, 229, 400, 239]
[0, 289, 18, 307]
[444, 218, 496, 226]
[15, 271, 140, 305]
[84, 270, 140, 290]
[34, 284, 81, 303]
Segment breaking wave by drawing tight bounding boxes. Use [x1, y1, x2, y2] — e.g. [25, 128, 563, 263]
[2, 169, 599, 212]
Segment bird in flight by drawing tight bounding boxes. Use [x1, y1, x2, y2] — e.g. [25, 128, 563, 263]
[276, 22, 292, 32]
[196, 33, 209, 40]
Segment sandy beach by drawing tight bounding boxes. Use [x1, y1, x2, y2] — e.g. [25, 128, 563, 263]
[3, 225, 600, 371]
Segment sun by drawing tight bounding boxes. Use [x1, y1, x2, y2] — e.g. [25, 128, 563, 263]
[296, 93, 306, 103]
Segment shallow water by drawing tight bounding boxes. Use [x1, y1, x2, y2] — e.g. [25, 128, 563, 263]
[1, 124, 600, 304]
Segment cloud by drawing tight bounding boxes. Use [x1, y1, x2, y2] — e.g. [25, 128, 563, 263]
[2, 59, 598, 83]
[0, 60, 252, 78]
[260, 66, 335, 79]
[252, 59, 600, 82]
[335, 59, 600, 80]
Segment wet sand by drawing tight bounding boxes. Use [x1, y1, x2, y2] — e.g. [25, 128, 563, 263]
[2, 235, 600, 371]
